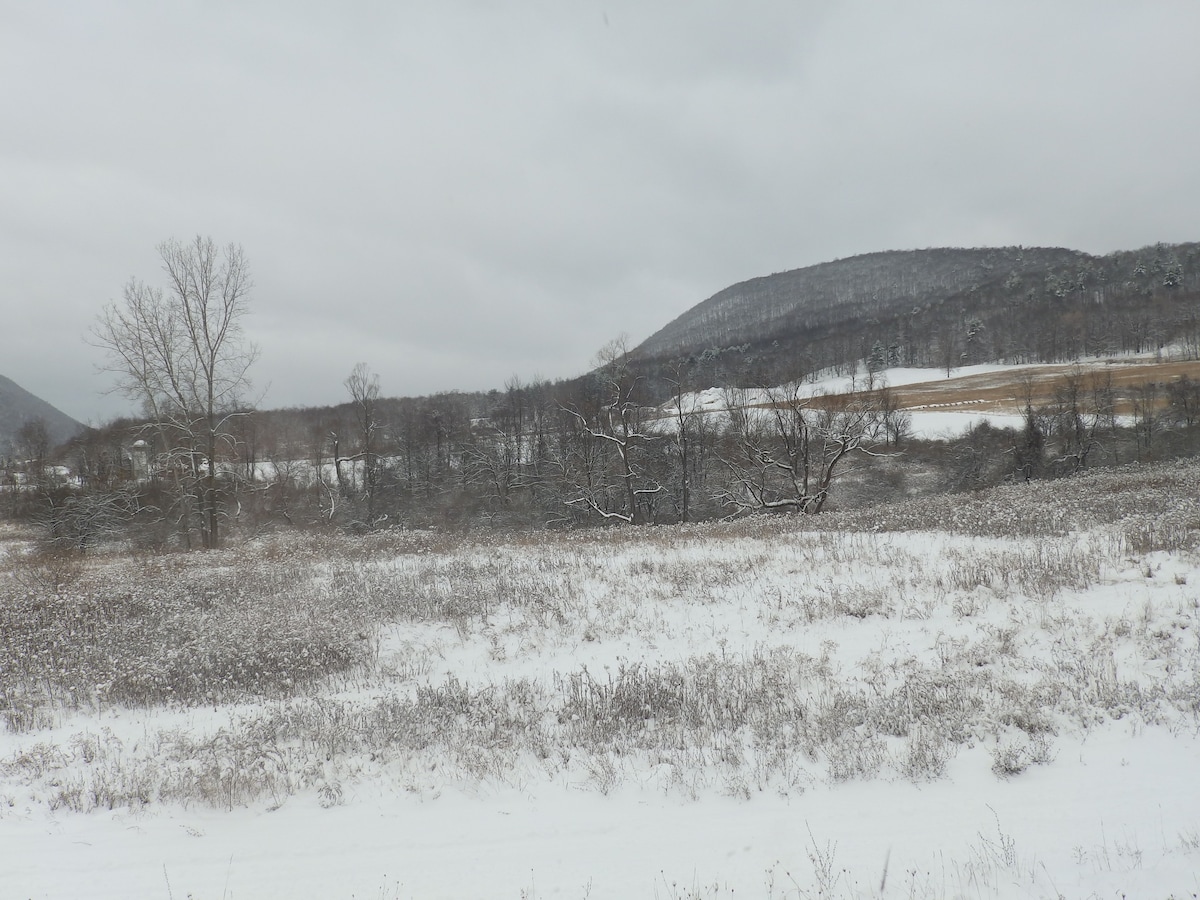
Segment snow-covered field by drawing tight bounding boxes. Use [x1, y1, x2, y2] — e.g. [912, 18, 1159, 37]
[663, 363, 1044, 444]
[668, 359, 1197, 441]
[3, 463, 1200, 899]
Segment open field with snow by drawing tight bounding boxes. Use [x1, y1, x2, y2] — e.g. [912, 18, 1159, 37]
[664, 357, 1200, 444]
[885, 361, 1200, 412]
[3, 461, 1200, 898]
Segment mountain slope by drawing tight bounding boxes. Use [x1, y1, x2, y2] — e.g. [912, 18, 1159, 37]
[0, 373, 84, 452]
[637, 246, 1086, 359]
[629, 242, 1200, 389]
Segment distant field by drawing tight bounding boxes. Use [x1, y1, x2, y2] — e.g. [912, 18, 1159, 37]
[889, 359, 1200, 415]
[768, 358, 1200, 418]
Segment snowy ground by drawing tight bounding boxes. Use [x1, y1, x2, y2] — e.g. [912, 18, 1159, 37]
[3, 464, 1200, 899]
[5, 741, 1198, 900]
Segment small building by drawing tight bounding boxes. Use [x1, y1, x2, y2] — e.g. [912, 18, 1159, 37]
[131, 440, 151, 482]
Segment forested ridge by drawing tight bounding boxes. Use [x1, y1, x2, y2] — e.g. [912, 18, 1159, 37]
[632, 242, 1200, 391]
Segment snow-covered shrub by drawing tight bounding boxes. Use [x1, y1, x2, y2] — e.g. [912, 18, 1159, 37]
[0, 548, 377, 722]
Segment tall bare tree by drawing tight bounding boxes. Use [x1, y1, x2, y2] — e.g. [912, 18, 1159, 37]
[663, 359, 719, 523]
[334, 363, 385, 527]
[93, 236, 256, 549]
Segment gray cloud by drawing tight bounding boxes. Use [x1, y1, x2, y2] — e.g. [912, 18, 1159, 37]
[2, 1, 1198, 423]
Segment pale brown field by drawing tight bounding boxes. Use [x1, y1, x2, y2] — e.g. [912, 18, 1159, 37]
[812, 359, 1200, 416]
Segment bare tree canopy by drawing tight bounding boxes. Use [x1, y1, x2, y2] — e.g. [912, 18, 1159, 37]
[92, 236, 257, 549]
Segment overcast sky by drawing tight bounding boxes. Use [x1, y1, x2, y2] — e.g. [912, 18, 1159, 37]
[3, 1, 1198, 424]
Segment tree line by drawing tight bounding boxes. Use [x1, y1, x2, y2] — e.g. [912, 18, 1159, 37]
[9, 236, 1200, 552]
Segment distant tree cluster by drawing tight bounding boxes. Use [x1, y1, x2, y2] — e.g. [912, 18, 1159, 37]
[27, 337, 1200, 554]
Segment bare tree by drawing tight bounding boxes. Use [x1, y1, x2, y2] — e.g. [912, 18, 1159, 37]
[663, 359, 719, 523]
[1046, 368, 1103, 474]
[559, 336, 663, 525]
[1008, 377, 1047, 482]
[334, 363, 386, 527]
[874, 384, 911, 448]
[92, 236, 256, 549]
[462, 376, 530, 513]
[15, 417, 51, 489]
[716, 380, 886, 515]
[1131, 382, 1162, 461]
[1166, 374, 1200, 429]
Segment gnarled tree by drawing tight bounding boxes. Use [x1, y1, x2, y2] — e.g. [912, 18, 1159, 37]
[717, 380, 887, 515]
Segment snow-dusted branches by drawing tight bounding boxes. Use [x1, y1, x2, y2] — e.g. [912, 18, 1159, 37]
[716, 380, 890, 515]
[554, 336, 665, 525]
